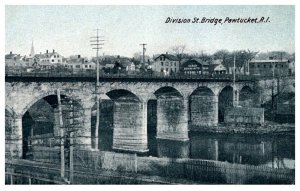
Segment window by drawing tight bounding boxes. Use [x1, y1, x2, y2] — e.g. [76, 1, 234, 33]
[89, 65, 91, 68]
[264, 64, 266, 68]
[160, 57, 163, 61]
[76, 65, 80, 68]
[58, 60, 60, 62]
[175, 63, 176, 67]
[85, 65, 87, 68]
[166, 68, 169, 72]
[161, 68, 163, 72]
[269, 65, 272, 68]
[57, 55, 59, 58]
[257, 64, 260, 68]
[281, 64, 283, 68]
[54, 55, 56, 58]
[51, 59, 54, 62]
[275, 64, 278, 68]
[161, 62, 163, 66]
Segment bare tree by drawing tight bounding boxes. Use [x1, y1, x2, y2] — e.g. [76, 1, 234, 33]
[171, 45, 186, 62]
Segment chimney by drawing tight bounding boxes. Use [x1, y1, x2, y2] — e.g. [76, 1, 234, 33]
[78, 55, 81, 59]
[46, 50, 48, 53]
[53, 49, 55, 53]
[10, 51, 12, 55]
[166, 52, 168, 55]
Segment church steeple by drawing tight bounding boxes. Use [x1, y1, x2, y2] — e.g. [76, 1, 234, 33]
[30, 40, 35, 57]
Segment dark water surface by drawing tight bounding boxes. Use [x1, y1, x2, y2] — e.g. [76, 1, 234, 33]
[100, 130, 295, 169]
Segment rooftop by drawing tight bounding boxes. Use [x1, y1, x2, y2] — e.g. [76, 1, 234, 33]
[155, 53, 179, 61]
[250, 59, 289, 63]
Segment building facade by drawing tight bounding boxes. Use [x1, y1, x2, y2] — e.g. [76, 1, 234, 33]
[181, 59, 209, 75]
[152, 53, 180, 75]
[249, 59, 290, 77]
[36, 50, 63, 64]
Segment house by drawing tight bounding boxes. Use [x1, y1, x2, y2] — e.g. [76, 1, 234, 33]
[35, 50, 63, 64]
[5, 52, 28, 72]
[5, 51, 21, 60]
[37, 61, 57, 70]
[124, 62, 136, 71]
[249, 58, 290, 77]
[65, 55, 96, 70]
[209, 59, 227, 74]
[152, 52, 180, 75]
[181, 58, 209, 75]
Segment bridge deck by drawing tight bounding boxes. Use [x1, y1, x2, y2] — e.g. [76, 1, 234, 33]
[5, 72, 256, 82]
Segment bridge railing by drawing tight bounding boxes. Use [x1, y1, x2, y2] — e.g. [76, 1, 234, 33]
[5, 68, 261, 81]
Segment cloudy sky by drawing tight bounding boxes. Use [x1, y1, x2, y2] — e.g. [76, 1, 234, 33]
[5, 5, 294, 58]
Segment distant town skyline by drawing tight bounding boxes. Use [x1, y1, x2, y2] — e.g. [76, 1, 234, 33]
[5, 5, 295, 58]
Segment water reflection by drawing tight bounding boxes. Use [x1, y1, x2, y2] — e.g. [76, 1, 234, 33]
[156, 139, 189, 158]
[99, 129, 294, 169]
[151, 133, 295, 169]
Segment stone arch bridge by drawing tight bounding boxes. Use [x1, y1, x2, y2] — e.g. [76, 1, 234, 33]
[5, 76, 257, 157]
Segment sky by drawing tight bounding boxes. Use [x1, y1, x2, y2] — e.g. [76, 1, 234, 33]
[5, 5, 295, 58]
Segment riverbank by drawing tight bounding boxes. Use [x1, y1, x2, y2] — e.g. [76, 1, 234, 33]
[190, 122, 295, 134]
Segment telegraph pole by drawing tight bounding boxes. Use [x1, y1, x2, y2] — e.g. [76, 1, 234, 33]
[57, 89, 65, 179]
[90, 29, 104, 150]
[140, 43, 147, 70]
[272, 60, 275, 120]
[233, 53, 237, 107]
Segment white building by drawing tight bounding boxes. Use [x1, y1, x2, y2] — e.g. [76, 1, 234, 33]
[152, 52, 180, 75]
[36, 50, 63, 64]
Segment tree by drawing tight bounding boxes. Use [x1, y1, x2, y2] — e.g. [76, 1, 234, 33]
[213, 50, 258, 73]
[171, 45, 186, 62]
[213, 49, 230, 61]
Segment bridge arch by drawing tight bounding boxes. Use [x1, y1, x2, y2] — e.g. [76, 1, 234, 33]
[19, 90, 84, 118]
[16, 92, 85, 159]
[153, 86, 183, 98]
[106, 89, 141, 102]
[218, 85, 233, 122]
[239, 85, 255, 107]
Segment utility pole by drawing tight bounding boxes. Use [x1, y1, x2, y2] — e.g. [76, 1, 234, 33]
[90, 29, 104, 150]
[233, 53, 237, 107]
[57, 89, 65, 179]
[272, 60, 275, 120]
[62, 95, 81, 184]
[140, 43, 147, 70]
